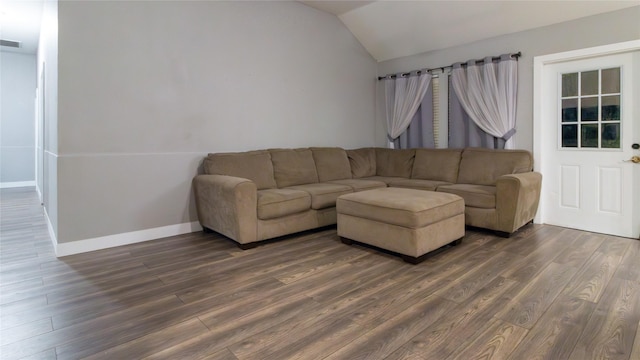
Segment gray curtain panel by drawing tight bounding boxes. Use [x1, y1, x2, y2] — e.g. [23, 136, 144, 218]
[448, 76, 504, 149]
[450, 54, 518, 148]
[393, 85, 435, 149]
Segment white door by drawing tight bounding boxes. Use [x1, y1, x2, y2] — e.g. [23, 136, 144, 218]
[541, 50, 639, 239]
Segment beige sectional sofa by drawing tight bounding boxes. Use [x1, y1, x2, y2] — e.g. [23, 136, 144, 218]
[193, 147, 542, 249]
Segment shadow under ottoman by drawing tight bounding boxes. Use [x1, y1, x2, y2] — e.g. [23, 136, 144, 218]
[336, 188, 465, 264]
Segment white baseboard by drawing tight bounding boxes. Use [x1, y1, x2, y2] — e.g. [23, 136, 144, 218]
[54, 221, 203, 257]
[44, 206, 58, 251]
[0, 181, 36, 189]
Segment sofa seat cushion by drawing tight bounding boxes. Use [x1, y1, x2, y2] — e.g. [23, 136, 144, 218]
[437, 184, 497, 209]
[328, 179, 387, 192]
[337, 188, 464, 229]
[257, 189, 311, 220]
[288, 183, 353, 210]
[360, 176, 407, 185]
[387, 178, 452, 191]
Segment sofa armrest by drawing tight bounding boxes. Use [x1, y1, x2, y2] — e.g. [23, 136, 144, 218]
[496, 172, 543, 233]
[193, 174, 257, 244]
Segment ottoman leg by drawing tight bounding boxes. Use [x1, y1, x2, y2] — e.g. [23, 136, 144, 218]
[401, 255, 421, 265]
[340, 237, 353, 245]
[451, 237, 463, 246]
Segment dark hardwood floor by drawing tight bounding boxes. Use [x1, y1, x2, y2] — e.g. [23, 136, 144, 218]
[1, 187, 639, 360]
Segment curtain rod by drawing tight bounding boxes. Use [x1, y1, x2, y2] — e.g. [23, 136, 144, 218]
[377, 51, 521, 81]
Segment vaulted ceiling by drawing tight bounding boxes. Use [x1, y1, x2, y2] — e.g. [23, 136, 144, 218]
[300, 0, 640, 62]
[1, 1, 638, 59]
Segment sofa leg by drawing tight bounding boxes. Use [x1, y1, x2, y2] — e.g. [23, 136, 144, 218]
[401, 255, 422, 265]
[451, 238, 463, 246]
[202, 227, 214, 234]
[237, 242, 258, 250]
[340, 237, 353, 246]
[495, 230, 513, 238]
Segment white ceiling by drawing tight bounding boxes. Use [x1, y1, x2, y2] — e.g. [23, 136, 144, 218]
[301, 0, 640, 62]
[1, 1, 638, 59]
[0, 0, 43, 54]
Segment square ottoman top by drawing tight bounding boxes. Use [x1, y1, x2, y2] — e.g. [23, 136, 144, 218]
[337, 188, 463, 229]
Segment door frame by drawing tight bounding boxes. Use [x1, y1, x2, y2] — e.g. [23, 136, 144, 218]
[533, 39, 640, 226]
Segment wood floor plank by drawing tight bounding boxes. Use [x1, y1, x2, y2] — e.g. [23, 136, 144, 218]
[507, 295, 597, 360]
[0, 295, 47, 317]
[551, 232, 605, 269]
[596, 235, 632, 257]
[614, 239, 640, 281]
[323, 295, 456, 360]
[496, 262, 579, 329]
[227, 263, 414, 358]
[501, 227, 580, 283]
[14, 348, 58, 360]
[434, 251, 524, 303]
[445, 318, 528, 360]
[631, 320, 640, 360]
[562, 250, 623, 303]
[144, 295, 317, 359]
[568, 277, 640, 360]
[200, 348, 239, 360]
[390, 276, 521, 359]
[0, 318, 52, 346]
[81, 318, 210, 360]
[249, 316, 364, 360]
[0, 295, 185, 360]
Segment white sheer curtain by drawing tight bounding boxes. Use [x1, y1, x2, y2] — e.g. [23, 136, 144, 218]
[384, 72, 432, 143]
[451, 54, 518, 148]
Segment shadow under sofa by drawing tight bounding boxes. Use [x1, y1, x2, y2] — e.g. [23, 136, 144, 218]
[193, 147, 542, 249]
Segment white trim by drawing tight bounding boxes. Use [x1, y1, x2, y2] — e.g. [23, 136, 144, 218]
[0, 181, 36, 189]
[44, 206, 57, 251]
[58, 151, 206, 158]
[54, 221, 203, 257]
[533, 39, 640, 225]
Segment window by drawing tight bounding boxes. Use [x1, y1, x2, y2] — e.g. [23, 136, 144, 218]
[560, 67, 621, 149]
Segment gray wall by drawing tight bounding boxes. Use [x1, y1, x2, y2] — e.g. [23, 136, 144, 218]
[376, 6, 640, 151]
[1, 52, 36, 185]
[55, 1, 377, 243]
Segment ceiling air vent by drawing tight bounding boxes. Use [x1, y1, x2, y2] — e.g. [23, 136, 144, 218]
[0, 39, 22, 48]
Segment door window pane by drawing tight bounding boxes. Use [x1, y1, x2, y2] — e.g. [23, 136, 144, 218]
[581, 70, 599, 95]
[602, 123, 620, 149]
[581, 97, 598, 121]
[562, 73, 578, 97]
[562, 125, 578, 147]
[581, 124, 599, 148]
[602, 68, 620, 94]
[562, 98, 578, 122]
[602, 95, 620, 120]
[559, 67, 621, 150]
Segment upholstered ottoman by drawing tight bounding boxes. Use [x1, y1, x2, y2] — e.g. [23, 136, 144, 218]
[336, 188, 465, 264]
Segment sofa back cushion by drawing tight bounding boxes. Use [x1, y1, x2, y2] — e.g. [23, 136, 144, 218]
[311, 147, 352, 182]
[204, 150, 277, 190]
[375, 148, 415, 178]
[457, 148, 533, 185]
[346, 148, 376, 178]
[411, 148, 463, 183]
[270, 148, 319, 187]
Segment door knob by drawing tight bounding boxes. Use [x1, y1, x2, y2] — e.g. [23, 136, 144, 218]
[625, 156, 640, 163]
